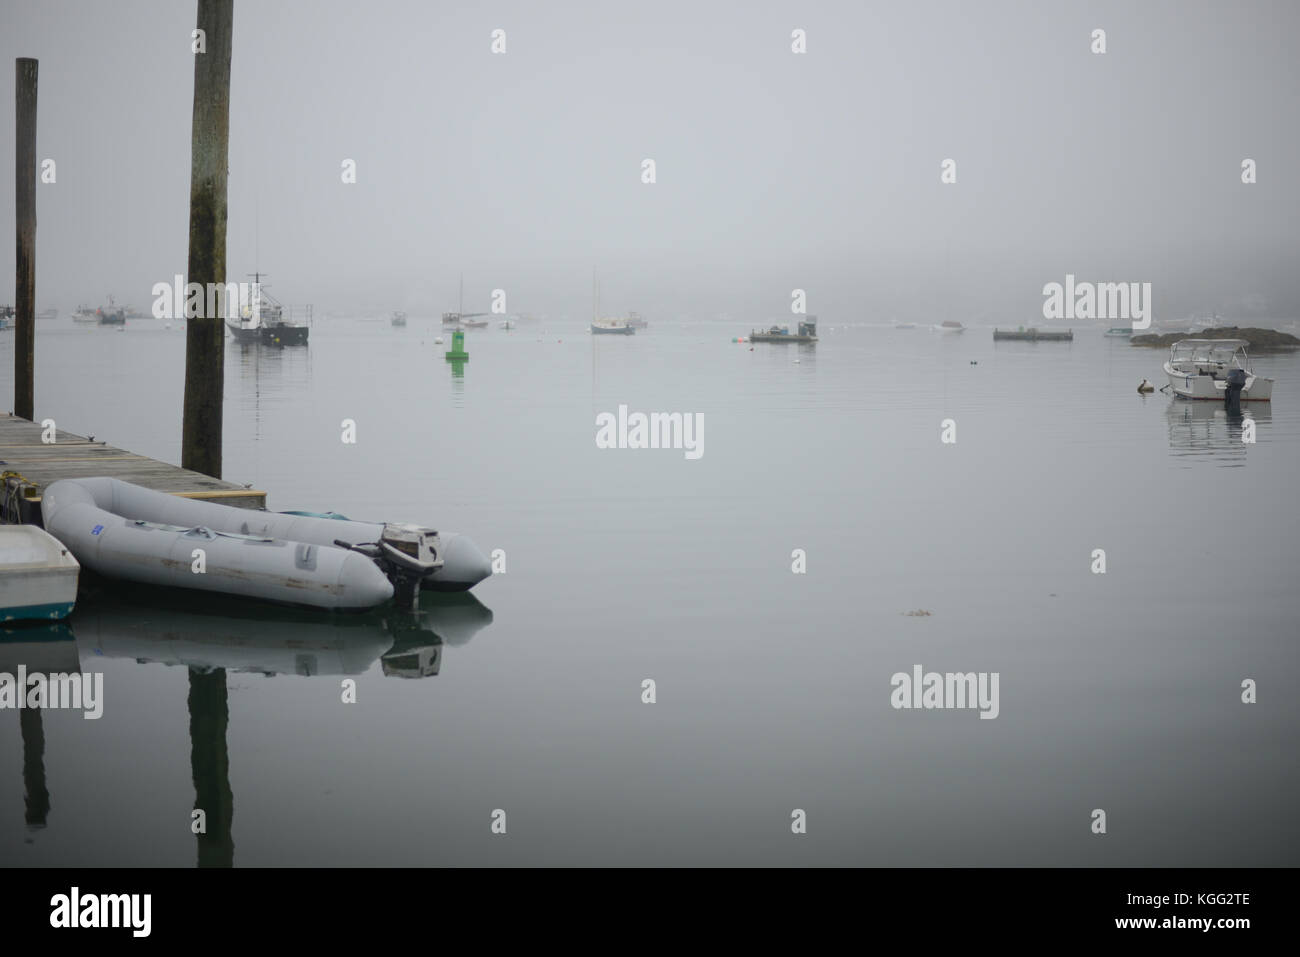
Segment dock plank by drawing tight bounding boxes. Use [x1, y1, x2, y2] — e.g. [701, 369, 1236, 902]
[0, 414, 266, 522]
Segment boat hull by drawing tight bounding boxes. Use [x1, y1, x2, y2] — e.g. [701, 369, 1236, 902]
[0, 525, 80, 623]
[41, 477, 491, 606]
[1164, 363, 1273, 400]
[263, 323, 309, 345]
[225, 320, 309, 345]
[43, 479, 393, 610]
[591, 323, 634, 335]
[750, 334, 816, 343]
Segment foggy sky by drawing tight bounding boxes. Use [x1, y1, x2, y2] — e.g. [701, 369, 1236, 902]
[2, 0, 1298, 322]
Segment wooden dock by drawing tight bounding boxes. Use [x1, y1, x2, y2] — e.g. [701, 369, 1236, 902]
[993, 328, 1074, 342]
[0, 413, 265, 525]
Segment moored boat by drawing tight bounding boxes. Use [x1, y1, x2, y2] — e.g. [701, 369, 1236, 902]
[591, 317, 635, 335]
[1104, 327, 1132, 337]
[934, 320, 964, 333]
[0, 525, 80, 623]
[1163, 339, 1273, 401]
[225, 275, 310, 345]
[391, 310, 407, 327]
[750, 318, 818, 343]
[41, 477, 492, 611]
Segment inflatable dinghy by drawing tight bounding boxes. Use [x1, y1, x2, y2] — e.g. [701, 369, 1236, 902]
[41, 477, 491, 611]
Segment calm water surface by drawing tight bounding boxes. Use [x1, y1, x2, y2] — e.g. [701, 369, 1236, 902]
[1, 317, 1297, 865]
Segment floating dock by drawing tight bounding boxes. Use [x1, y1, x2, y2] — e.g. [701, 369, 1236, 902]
[750, 317, 819, 343]
[0, 413, 265, 526]
[993, 328, 1074, 341]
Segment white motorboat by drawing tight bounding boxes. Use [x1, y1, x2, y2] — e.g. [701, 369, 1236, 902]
[0, 525, 80, 623]
[934, 320, 964, 334]
[1163, 339, 1273, 401]
[591, 317, 634, 335]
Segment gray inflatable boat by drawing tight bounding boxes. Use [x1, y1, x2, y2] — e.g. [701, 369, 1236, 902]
[41, 477, 491, 611]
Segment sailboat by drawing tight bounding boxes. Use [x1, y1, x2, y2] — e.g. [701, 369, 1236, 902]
[590, 271, 635, 335]
[443, 273, 488, 326]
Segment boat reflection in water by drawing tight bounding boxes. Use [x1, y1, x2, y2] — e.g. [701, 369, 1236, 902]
[1, 590, 492, 865]
[1165, 399, 1271, 465]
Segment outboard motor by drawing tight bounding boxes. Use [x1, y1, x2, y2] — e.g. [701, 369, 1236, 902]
[335, 524, 444, 611]
[1224, 368, 1247, 412]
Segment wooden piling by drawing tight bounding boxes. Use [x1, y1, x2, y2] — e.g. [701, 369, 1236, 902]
[181, 0, 234, 480]
[13, 58, 38, 422]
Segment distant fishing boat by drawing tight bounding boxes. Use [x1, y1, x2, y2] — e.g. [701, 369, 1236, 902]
[0, 525, 80, 623]
[893, 320, 918, 329]
[71, 304, 98, 323]
[934, 320, 964, 334]
[750, 318, 818, 343]
[225, 273, 310, 345]
[391, 311, 407, 327]
[1104, 327, 1133, 337]
[0, 305, 12, 330]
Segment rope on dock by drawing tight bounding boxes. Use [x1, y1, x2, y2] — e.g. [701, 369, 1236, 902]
[1, 470, 37, 524]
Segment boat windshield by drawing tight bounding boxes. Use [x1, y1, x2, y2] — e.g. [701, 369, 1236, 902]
[1169, 339, 1249, 367]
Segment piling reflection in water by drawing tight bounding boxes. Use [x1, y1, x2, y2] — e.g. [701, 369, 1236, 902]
[0, 623, 76, 842]
[189, 667, 233, 868]
[1, 591, 492, 865]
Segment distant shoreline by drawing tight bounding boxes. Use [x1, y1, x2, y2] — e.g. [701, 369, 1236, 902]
[1131, 327, 1300, 350]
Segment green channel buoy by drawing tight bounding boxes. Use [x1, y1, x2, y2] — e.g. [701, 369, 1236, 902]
[444, 328, 468, 362]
